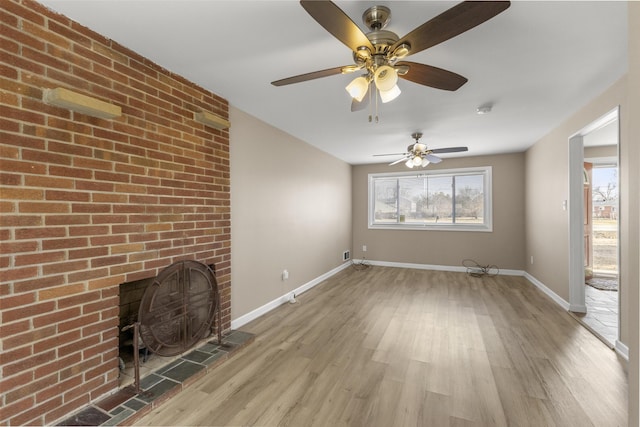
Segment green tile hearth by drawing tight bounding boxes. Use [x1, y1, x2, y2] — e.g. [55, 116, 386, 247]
[57, 330, 255, 426]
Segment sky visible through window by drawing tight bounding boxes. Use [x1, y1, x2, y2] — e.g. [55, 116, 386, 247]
[592, 166, 617, 201]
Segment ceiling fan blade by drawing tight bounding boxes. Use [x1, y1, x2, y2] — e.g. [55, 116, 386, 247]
[425, 154, 443, 164]
[300, 0, 374, 53]
[271, 66, 346, 86]
[396, 61, 468, 91]
[373, 153, 407, 157]
[390, 1, 511, 56]
[389, 157, 409, 166]
[430, 146, 468, 154]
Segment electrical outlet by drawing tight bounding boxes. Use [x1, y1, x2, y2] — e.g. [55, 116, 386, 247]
[282, 269, 289, 280]
[362, 245, 367, 252]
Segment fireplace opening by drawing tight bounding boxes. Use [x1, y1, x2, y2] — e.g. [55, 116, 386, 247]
[118, 276, 155, 387]
[117, 262, 221, 389]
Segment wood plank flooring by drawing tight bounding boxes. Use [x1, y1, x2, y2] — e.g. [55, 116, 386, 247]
[134, 266, 628, 426]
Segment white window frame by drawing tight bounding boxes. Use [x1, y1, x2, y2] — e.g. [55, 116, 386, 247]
[368, 166, 493, 232]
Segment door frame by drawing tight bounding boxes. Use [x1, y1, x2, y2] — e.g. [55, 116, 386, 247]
[568, 107, 619, 313]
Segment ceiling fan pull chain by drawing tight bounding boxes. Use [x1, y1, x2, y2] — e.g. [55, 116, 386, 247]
[375, 86, 379, 123]
[368, 82, 373, 122]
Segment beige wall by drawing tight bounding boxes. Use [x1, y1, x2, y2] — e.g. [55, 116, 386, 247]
[627, 2, 640, 424]
[352, 153, 525, 269]
[524, 77, 627, 298]
[584, 144, 617, 159]
[230, 107, 352, 319]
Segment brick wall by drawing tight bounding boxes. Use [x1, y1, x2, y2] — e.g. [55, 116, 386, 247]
[0, 1, 231, 425]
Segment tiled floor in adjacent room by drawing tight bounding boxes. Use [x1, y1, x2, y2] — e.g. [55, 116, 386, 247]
[574, 281, 618, 347]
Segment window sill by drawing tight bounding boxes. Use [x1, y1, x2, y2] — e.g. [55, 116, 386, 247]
[368, 223, 493, 232]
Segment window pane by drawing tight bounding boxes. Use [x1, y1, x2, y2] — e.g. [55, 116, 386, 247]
[424, 176, 453, 223]
[373, 179, 397, 223]
[454, 175, 484, 223]
[398, 177, 425, 223]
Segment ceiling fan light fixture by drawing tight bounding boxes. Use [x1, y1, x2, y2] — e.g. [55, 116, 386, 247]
[414, 142, 427, 152]
[405, 159, 415, 168]
[421, 159, 430, 168]
[379, 84, 401, 103]
[346, 76, 369, 102]
[412, 155, 423, 166]
[374, 65, 398, 91]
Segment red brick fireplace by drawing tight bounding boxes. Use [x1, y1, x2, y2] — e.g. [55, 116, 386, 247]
[0, 1, 231, 424]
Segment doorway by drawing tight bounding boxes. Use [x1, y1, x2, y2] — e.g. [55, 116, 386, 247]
[569, 108, 620, 348]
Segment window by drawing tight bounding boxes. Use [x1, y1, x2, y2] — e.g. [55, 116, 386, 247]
[369, 167, 492, 231]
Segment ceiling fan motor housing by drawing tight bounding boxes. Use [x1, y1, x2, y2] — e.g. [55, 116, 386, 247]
[362, 5, 391, 30]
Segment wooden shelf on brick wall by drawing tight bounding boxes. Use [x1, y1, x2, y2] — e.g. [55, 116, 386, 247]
[194, 111, 230, 130]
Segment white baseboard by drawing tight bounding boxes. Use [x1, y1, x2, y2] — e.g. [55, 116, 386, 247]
[615, 340, 629, 361]
[353, 259, 523, 277]
[230, 262, 351, 330]
[522, 271, 571, 311]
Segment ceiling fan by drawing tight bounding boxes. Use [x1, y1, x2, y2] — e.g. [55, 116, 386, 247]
[374, 133, 468, 168]
[271, 1, 511, 110]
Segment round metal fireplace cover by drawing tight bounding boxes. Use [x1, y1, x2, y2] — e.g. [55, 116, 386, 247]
[138, 260, 218, 356]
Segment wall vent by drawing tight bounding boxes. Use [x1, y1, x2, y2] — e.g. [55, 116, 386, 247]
[343, 250, 350, 261]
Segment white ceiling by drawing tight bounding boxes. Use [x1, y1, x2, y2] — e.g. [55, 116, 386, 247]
[38, 1, 628, 165]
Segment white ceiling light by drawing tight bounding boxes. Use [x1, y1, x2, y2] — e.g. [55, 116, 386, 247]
[379, 84, 401, 103]
[345, 76, 369, 102]
[346, 64, 402, 106]
[374, 65, 398, 91]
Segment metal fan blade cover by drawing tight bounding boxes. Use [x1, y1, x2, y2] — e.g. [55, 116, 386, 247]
[396, 61, 467, 91]
[390, 1, 510, 56]
[425, 154, 442, 164]
[430, 146, 468, 154]
[271, 66, 347, 86]
[389, 157, 409, 166]
[301, 0, 374, 53]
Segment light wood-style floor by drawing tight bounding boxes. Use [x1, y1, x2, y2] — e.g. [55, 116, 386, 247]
[134, 266, 628, 426]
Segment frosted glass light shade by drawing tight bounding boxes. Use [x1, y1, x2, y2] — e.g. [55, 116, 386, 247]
[379, 84, 401, 103]
[405, 159, 414, 168]
[374, 65, 398, 91]
[346, 76, 369, 102]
